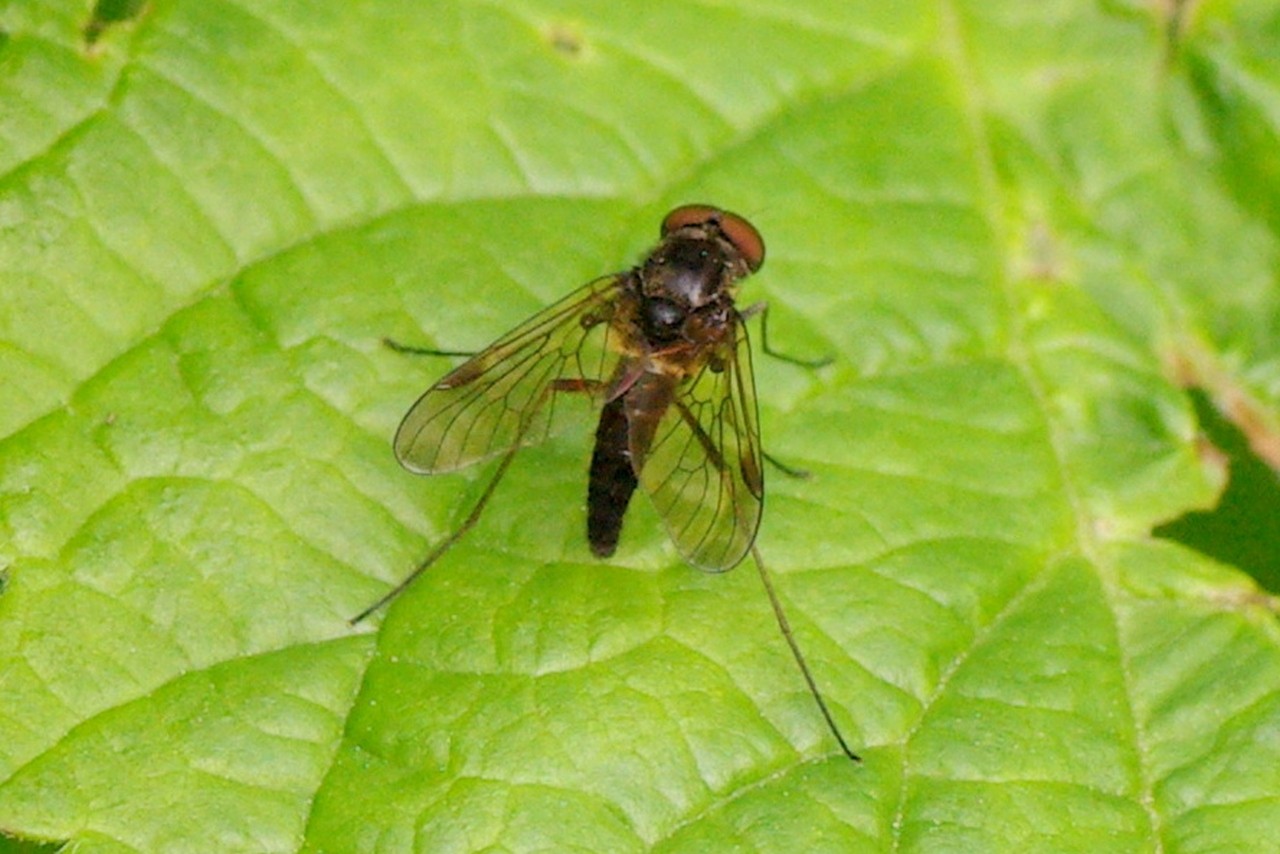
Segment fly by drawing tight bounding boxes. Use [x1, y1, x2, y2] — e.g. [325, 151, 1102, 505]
[354, 205, 859, 762]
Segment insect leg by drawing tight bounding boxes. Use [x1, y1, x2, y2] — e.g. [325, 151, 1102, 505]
[741, 302, 825, 479]
[671, 398, 729, 471]
[686, 352, 812, 482]
[351, 377, 600, 624]
[382, 337, 473, 358]
[349, 441, 521, 624]
[762, 451, 811, 480]
[739, 301, 833, 369]
[751, 545, 861, 763]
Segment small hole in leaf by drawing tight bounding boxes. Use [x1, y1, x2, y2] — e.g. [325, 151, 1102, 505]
[1155, 388, 1280, 593]
[83, 0, 148, 49]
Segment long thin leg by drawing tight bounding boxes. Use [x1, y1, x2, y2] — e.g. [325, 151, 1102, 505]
[763, 451, 811, 480]
[349, 443, 522, 624]
[740, 303, 827, 479]
[739, 302, 833, 369]
[383, 337, 473, 358]
[353, 377, 600, 624]
[751, 544, 861, 762]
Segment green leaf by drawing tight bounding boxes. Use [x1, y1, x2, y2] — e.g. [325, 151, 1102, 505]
[2, 1, 1278, 852]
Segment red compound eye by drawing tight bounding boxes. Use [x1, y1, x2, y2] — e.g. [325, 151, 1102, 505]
[660, 204, 766, 272]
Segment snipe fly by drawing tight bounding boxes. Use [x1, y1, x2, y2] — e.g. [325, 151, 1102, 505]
[355, 205, 859, 762]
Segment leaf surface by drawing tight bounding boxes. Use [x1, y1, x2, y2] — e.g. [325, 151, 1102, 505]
[1, 1, 1278, 852]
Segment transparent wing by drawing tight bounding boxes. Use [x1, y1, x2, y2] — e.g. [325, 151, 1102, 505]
[394, 275, 623, 473]
[634, 317, 763, 571]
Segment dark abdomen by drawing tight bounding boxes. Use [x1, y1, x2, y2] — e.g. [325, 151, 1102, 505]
[587, 396, 638, 557]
